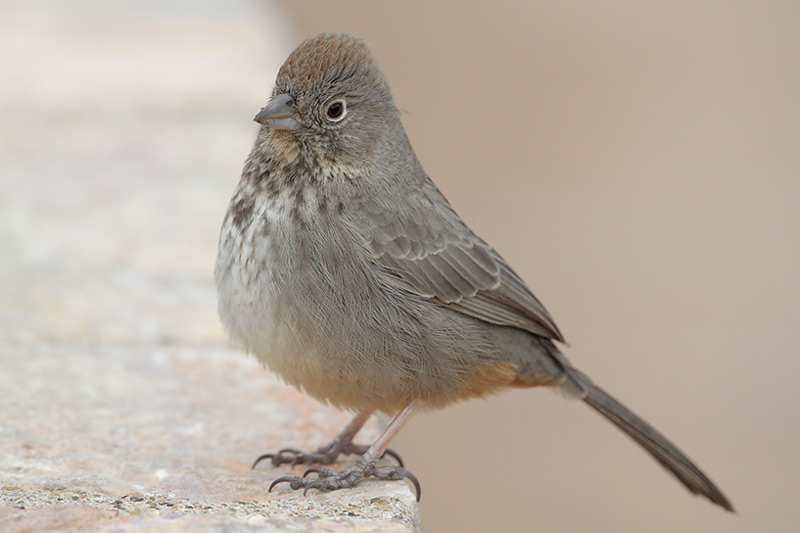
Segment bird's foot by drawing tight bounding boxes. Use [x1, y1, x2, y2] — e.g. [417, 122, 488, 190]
[252, 440, 403, 468]
[269, 456, 421, 501]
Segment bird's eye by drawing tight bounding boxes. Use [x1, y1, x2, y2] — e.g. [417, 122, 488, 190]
[325, 99, 347, 122]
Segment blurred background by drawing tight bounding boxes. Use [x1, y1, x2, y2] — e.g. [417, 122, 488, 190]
[2, 1, 799, 531]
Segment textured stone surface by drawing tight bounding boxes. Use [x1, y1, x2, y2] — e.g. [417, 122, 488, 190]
[0, 348, 418, 533]
[0, 1, 418, 531]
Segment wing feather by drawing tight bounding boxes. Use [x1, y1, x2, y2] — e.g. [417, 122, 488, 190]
[354, 181, 564, 342]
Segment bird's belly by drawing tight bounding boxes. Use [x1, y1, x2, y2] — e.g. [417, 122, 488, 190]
[218, 270, 408, 412]
[215, 207, 319, 385]
[215, 203, 412, 412]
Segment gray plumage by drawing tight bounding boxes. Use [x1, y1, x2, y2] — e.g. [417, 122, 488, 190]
[215, 33, 733, 511]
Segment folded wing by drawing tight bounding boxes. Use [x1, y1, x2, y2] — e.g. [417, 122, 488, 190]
[356, 187, 563, 342]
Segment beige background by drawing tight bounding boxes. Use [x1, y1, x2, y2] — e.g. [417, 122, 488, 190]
[2, 1, 798, 532]
[277, 2, 799, 532]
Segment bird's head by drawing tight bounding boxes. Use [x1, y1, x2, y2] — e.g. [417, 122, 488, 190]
[254, 33, 400, 173]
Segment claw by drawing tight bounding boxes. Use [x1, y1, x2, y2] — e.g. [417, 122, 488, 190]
[254, 447, 312, 469]
[403, 469, 421, 501]
[303, 467, 322, 478]
[269, 475, 298, 493]
[278, 447, 303, 455]
[381, 448, 404, 467]
[252, 453, 274, 469]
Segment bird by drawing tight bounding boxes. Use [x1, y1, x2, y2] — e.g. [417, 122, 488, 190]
[214, 32, 733, 511]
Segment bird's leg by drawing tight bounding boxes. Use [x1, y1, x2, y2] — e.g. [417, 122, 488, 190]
[252, 410, 403, 468]
[269, 402, 420, 500]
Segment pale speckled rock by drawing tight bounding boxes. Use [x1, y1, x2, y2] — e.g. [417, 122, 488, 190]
[0, 1, 419, 531]
[0, 343, 418, 532]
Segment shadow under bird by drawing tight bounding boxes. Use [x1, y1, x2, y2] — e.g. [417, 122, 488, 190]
[214, 32, 733, 512]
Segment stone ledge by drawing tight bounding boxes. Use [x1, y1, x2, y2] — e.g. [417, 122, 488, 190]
[1, 486, 416, 532]
[0, 342, 419, 532]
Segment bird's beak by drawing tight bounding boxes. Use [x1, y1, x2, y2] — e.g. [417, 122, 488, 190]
[254, 93, 301, 130]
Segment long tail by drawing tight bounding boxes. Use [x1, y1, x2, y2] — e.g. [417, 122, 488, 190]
[568, 368, 734, 512]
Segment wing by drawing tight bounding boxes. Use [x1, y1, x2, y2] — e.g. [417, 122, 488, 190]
[355, 183, 564, 342]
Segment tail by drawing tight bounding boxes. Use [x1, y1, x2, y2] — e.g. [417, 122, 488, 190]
[568, 369, 734, 512]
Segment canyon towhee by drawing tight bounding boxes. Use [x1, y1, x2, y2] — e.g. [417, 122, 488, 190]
[214, 33, 732, 511]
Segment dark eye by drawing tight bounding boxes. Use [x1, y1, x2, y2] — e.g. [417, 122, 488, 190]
[325, 99, 347, 122]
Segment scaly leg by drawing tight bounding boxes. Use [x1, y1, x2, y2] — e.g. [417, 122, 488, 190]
[253, 411, 403, 468]
[269, 402, 420, 500]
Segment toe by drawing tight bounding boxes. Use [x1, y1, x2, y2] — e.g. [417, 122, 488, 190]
[269, 475, 304, 493]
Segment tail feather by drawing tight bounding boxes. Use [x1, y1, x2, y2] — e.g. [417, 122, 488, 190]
[569, 369, 734, 512]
